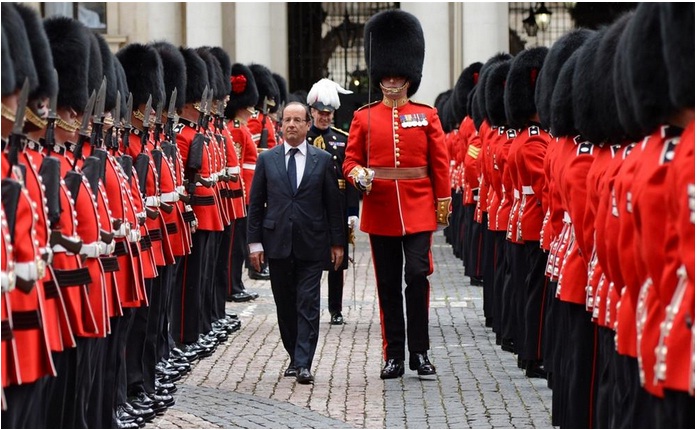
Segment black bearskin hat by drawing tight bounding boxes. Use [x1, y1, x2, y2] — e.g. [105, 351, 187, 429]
[660, 3, 694, 110]
[504, 47, 548, 130]
[150, 41, 187, 110]
[550, 49, 582, 138]
[2, 3, 38, 94]
[249, 63, 278, 109]
[434, 90, 452, 132]
[180, 47, 209, 104]
[113, 58, 129, 119]
[224, 63, 258, 119]
[271, 73, 288, 114]
[196, 48, 225, 101]
[43, 16, 91, 113]
[572, 28, 608, 142]
[208, 47, 232, 96]
[95, 33, 117, 113]
[591, 13, 634, 144]
[452, 62, 483, 123]
[623, 3, 672, 136]
[474, 53, 512, 129]
[2, 27, 16, 97]
[116, 43, 165, 109]
[536, 28, 594, 131]
[86, 31, 103, 97]
[364, 9, 425, 98]
[14, 3, 57, 102]
[485, 59, 512, 127]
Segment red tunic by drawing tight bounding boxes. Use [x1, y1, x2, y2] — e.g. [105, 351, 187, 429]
[343, 100, 451, 236]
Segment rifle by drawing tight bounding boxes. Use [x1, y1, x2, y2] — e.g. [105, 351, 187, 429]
[43, 69, 59, 154]
[6, 79, 30, 167]
[258, 96, 270, 149]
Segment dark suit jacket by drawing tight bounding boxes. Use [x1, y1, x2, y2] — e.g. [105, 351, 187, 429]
[247, 143, 345, 261]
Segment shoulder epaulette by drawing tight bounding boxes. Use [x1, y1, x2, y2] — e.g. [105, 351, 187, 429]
[233, 119, 241, 128]
[577, 141, 594, 156]
[330, 126, 348, 136]
[356, 100, 381, 111]
[660, 137, 679, 165]
[410, 100, 434, 109]
[507, 129, 517, 139]
[528, 125, 539, 136]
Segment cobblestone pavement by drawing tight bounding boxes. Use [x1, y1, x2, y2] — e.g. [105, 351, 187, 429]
[151, 227, 553, 429]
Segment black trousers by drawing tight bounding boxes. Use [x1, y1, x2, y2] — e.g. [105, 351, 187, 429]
[172, 229, 210, 344]
[489, 229, 505, 335]
[369, 231, 432, 361]
[126, 279, 152, 397]
[594, 326, 615, 429]
[201, 230, 221, 335]
[327, 268, 344, 315]
[465, 205, 483, 279]
[213, 225, 233, 322]
[2, 376, 45, 429]
[160, 257, 181, 362]
[521, 241, 548, 362]
[230, 217, 248, 295]
[268, 256, 323, 370]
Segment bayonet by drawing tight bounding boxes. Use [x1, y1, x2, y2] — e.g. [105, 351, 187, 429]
[140, 95, 152, 152]
[71, 90, 97, 170]
[122, 93, 133, 149]
[197, 86, 209, 130]
[164, 88, 177, 142]
[7, 78, 30, 166]
[44, 71, 59, 152]
[91, 78, 107, 147]
[153, 100, 164, 146]
[107, 90, 121, 152]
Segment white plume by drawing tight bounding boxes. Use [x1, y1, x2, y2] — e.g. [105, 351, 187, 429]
[306, 78, 353, 110]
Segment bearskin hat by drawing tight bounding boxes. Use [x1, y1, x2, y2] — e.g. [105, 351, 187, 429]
[2, 3, 38, 94]
[660, 3, 694, 111]
[180, 47, 209, 104]
[590, 13, 634, 144]
[224, 63, 258, 119]
[550, 49, 582, 138]
[95, 33, 117, 113]
[504, 47, 548, 130]
[364, 9, 425, 98]
[43, 16, 92, 113]
[613, 24, 644, 141]
[474, 53, 511, 129]
[208, 46, 232, 96]
[196, 48, 224, 102]
[572, 28, 607, 142]
[249, 63, 278, 109]
[14, 3, 56, 102]
[86, 31, 103, 97]
[623, 3, 672, 136]
[271, 73, 288, 114]
[150, 41, 187, 110]
[113, 58, 129, 119]
[2, 27, 16, 97]
[535, 28, 594, 131]
[485, 60, 512, 127]
[452, 62, 483, 123]
[434, 90, 452, 132]
[470, 88, 483, 130]
[290, 90, 308, 104]
[116, 43, 165, 109]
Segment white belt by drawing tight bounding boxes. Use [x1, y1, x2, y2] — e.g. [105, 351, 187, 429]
[563, 211, 571, 224]
[128, 229, 141, 243]
[1, 270, 15, 292]
[136, 211, 147, 223]
[176, 185, 185, 194]
[145, 195, 161, 207]
[99, 241, 115, 256]
[15, 259, 44, 281]
[80, 242, 102, 259]
[242, 163, 256, 171]
[227, 166, 240, 175]
[522, 186, 534, 195]
[114, 222, 132, 238]
[211, 173, 219, 182]
[160, 191, 180, 203]
[514, 189, 521, 200]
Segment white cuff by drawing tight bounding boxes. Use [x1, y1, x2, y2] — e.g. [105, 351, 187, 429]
[248, 242, 264, 254]
[160, 191, 180, 203]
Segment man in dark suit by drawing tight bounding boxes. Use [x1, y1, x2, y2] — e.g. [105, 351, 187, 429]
[247, 101, 345, 385]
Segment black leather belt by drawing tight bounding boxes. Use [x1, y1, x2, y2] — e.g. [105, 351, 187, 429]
[219, 189, 230, 198]
[53, 267, 92, 287]
[12, 310, 42, 330]
[166, 222, 178, 235]
[229, 189, 244, 198]
[190, 195, 215, 206]
[130, 242, 140, 254]
[149, 228, 163, 242]
[100, 256, 120, 273]
[139, 234, 152, 251]
[43, 279, 60, 299]
[182, 211, 196, 223]
[114, 240, 129, 256]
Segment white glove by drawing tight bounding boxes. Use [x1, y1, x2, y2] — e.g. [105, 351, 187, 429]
[357, 168, 375, 188]
[348, 216, 359, 229]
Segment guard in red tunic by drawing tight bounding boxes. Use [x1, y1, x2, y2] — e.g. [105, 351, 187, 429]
[224, 62, 261, 303]
[343, 10, 450, 380]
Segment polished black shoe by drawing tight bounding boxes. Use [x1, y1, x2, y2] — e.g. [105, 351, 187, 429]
[501, 338, 516, 353]
[155, 380, 177, 395]
[115, 404, 147, 427]
[330, 312, 344, 325]
[121, 401, 156, 422]
[230, 291, 255, 302]
[140, 392, 168, 415]
[148, 391, 175, 408]
[248, 267, 270, 280]
[296, 367, 314, 384]
[283, 366, 297, 377]
[525, 362, 547, 379]
[409, 352, 436, 376]
[172, 346, 198, 362]
[380, 359, 405, 379]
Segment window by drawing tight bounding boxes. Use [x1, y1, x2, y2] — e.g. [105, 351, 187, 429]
[42, 2, 106, 31]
